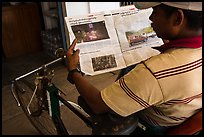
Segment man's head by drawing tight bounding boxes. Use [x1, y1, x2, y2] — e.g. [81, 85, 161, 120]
[134, 2, 202, 40]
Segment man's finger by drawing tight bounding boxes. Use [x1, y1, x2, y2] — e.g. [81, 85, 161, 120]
[69, 38, 77, 51]
[67, 39, 78, 57]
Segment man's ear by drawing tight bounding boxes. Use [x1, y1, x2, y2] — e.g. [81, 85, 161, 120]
[173, 9, 184, 26]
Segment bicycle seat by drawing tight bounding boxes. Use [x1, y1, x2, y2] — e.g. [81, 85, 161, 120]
[91, 113, 138, 135]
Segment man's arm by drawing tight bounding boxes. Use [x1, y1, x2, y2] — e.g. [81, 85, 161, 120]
[72, 72, 111, 114]
[66, 39, 112, 114]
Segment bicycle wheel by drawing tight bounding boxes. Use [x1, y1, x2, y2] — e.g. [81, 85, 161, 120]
[14, 79, 58, 135]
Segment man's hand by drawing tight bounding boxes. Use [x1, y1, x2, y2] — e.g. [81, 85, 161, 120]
[66, 39, 80, 71]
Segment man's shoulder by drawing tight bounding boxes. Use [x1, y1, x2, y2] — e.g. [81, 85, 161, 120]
[144, 47, 202, 72]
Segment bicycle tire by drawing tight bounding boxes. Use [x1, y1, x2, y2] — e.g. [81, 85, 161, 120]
[15, 79, 58, 135]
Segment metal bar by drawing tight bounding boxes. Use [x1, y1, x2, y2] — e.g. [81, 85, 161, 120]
[27, 85, 38, 115]
[57, 95, 93, 128]
[14, 57, 64, 81]
[57, 3, 67, 51]
[11, 82, 21, 106]
[46, 83, 69, 135]
[52, 114, 69, 135]
[57, 2, 68, 66]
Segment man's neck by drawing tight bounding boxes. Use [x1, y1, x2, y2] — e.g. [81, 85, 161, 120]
[178, 28, 202, 39]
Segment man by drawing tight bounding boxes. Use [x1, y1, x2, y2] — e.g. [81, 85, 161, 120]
[66, 2, 202, 134]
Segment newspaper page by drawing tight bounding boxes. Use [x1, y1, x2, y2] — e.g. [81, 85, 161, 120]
[65, 12, 126, 75]
[111, 5, 164, 66]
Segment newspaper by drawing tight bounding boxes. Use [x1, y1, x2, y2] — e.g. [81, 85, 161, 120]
[65, 5, 163, 75]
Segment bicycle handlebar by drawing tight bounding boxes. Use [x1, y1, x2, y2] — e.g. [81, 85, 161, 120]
[11, 54, 66, 107]
[13, 55, 66, 81]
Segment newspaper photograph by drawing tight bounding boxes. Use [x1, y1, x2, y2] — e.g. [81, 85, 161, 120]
[65, 12, 126, 75]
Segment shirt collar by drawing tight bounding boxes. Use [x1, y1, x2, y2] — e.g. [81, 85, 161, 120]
[153, 35, 202, 52]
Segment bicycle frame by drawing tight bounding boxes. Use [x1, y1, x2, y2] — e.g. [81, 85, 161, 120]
[11, 55, 93, 135]
[10, 49, 140, 135]
[44, 81, 93, 135]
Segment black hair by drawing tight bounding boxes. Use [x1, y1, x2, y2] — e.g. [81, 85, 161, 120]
[159, 4, 202, 30]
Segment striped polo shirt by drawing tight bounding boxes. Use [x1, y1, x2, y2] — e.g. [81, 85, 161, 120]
[101, 35, 202, 127]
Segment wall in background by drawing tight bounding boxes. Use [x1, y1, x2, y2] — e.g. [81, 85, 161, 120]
[65, 2, 120, 17]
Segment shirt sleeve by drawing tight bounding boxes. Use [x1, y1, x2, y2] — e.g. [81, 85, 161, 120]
[101, 63, 164, 117]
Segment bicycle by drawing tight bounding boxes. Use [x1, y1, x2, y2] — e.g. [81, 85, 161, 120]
[11, 48, 139, 135]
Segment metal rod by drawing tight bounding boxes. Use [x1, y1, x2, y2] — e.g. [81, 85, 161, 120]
[57, 95, 93, 128]
[27, 85, 38, 115]
[11, 82, 21, 106]
[14, 56, 65, 81]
